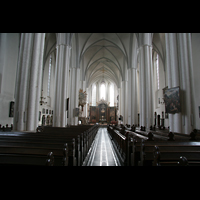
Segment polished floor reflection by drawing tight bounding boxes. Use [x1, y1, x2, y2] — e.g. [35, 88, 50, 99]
[89, 127, 119, 166]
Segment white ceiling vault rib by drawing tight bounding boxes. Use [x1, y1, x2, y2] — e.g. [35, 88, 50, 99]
[84, 58, 122, 87]
[79, 38, 127, 61]
[77, 33, 131, 89]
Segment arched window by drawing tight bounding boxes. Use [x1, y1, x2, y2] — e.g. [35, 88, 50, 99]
[92, 84, 96, 106]
[100, 82, 105, 100]
[156, 53, 160, 90]
[47, 55, 52, 97]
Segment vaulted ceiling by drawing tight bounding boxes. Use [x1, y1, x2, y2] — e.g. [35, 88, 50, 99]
[76, 33, 136, 88]
[44, 33, 166, 89]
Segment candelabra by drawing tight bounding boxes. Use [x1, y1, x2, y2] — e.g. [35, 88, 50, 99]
[39, 90, 47, 106]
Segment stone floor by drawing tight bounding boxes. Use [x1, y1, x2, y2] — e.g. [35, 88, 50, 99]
[89, 127, 120, 166]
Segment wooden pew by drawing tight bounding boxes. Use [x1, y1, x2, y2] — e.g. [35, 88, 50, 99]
[108, 125, 152, 166]
[32, 124, 99, 165]
[108, 124, 171, 166]
[127, 130, 200, 166]
[0, 134, 77, 166]
[134, 126, 200, 142]
[0, 124, 99, 166]
[139, 141, 200, 166]
[109, 124, 200, 166]
[127, 126, 200, 166]
[107, 125, 132, 166]
[0, 143, 68, 166]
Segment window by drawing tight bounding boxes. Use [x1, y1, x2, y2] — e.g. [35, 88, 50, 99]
[100, 82, 105, 100]
[110, 83, 114, 106]
[47, 55, 52, 96]
[92, 84, 96, 106]
[156, 53, 159, 90]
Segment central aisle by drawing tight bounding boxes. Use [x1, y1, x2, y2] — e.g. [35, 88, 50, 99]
[88, 127, 120, 166]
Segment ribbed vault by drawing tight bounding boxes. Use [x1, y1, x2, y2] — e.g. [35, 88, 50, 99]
[78, 33, 130, 88]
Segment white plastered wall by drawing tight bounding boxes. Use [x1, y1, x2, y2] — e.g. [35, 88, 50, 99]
[0, 33, 20, 126]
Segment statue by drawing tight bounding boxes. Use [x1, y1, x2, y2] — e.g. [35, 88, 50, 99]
[79, 89, 87, 111]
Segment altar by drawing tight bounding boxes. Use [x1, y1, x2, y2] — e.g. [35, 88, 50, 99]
[89, 99, 117, 124]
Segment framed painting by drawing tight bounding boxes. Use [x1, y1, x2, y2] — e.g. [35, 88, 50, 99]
[164, 86, 181, 114]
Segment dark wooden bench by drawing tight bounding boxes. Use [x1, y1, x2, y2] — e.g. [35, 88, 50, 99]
[0, 144, 67, 166]
[134, 127, 200, 142]
[0, 134, 80, 166]
[126, 127, 200, 166]
[137, 140, 200, 166]
[108, 124, 200, 166]
[0, 134, 74, 166]
[33, 124, 99, 164]
[42, 125, 99, 162]
[107, 125, 132, 166]
[0, 124, 99, 166]
[108, 124, 170, 166]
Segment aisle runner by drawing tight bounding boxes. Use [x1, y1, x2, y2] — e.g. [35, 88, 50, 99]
[91, 128, 118, 166]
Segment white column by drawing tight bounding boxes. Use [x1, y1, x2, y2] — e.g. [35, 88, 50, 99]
[120, 81, 128, 124]
[146, 45, 154, 129]
[53, 44, 71, 127]
[14, 33, 45, 131]
[107, 82, 110, 104]
[124, 80, 128, 124]
[69, 67, 80, 125]
[88, 85, 92, 106]
[14, 33, 34, 131]
[121, 82, 124, 123]
[27, 33, 45, 131]
[131, 68, 138, 125]
[13, 33, 26, 131]
[165, 33, 182, 133]
[53, 45, 62, 127]
[177, 33, 195, 134]
[61, 45, 71, 126]
[138, 44, 154, 129]
[75, 68, 80, 125]
[81, 81, 87, 117]
[96, 82, 99, 103]
[118, 87, 121, 121]
[69, 67, 76, 125]
[86, 87, 89, 117]
[139, 46, 146, 127]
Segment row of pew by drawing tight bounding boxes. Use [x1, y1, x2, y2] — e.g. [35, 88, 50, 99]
[0, 124, 99, 166]
[107, 124, 200, 166]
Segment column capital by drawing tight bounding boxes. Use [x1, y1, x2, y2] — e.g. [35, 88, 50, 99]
[56, 44, 72, 49]
[56, 33, 73, 47]
[137, 44, 153, 51]
[138, 33, 153, 47]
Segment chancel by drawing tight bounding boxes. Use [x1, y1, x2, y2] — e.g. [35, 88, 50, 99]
[0, 33, 200, 166]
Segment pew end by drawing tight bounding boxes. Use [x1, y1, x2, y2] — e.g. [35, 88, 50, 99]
[46, 152, 54, 166]
[177, 156, 188, 166]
